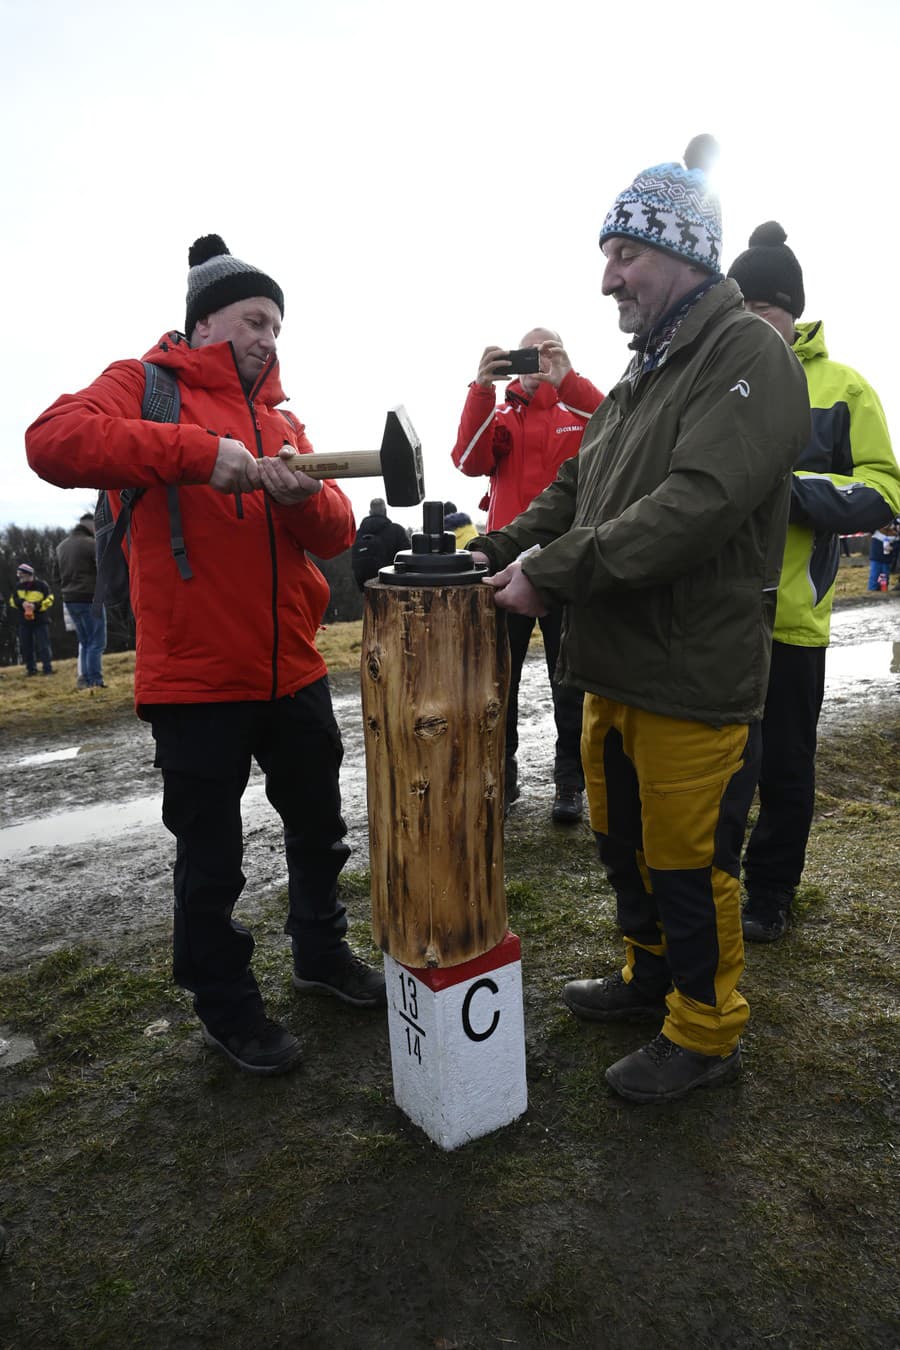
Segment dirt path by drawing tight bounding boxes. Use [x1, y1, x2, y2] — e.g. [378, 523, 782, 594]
[1, 596, 897, 973]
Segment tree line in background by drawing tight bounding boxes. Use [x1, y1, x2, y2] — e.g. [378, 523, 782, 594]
[1, 524, 365, 668]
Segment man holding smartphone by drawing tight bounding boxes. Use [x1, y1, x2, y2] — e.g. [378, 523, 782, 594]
[451, 328, 604, 823]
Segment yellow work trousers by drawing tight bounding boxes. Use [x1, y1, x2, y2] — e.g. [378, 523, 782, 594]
[582, 695, 761, 1056]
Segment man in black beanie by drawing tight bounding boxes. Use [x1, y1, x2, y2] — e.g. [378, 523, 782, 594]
[727, 223, 900, 941]
[27, 234, 386, 1077]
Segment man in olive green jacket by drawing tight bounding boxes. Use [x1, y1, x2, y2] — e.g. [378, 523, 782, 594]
[472, 138, 810, 1104]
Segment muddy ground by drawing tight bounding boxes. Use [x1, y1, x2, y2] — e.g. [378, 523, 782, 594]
[1, 596, 897, 975]
[0, 595, 898, 1350]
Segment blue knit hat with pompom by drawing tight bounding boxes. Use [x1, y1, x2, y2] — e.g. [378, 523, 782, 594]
[600, 135, 722, 273]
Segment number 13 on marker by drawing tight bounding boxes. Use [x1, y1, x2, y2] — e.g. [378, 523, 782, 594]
[398, 972, 423, 1065]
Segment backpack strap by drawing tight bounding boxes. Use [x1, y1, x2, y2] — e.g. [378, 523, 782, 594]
[90, 362, 191, 616]
[141, 362, 192, 582]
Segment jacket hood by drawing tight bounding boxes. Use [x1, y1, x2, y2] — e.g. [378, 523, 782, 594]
[792, 320, 827, 364]
[142, 331, 288, 406]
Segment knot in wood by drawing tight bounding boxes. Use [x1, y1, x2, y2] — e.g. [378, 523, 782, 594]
[480, 699, 502, 731]
[366, 652, 381, 681]
[414, 714, 448, 740]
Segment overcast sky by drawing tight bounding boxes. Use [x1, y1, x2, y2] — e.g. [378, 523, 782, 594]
[3, 0, 897, 539]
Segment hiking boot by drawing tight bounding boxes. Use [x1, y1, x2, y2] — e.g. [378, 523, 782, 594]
[201, 1013, 303, 1075]
[742, 890, 791, 943]
[552, 786, 584, 824]
[292, 950, 386, 1008]
[605, 1033, 741, 1103]
[76, 675, 90, 690]
[562, 971, 667, 1022]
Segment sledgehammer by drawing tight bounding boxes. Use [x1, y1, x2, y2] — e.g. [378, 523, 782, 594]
[279, 406, 425, 507]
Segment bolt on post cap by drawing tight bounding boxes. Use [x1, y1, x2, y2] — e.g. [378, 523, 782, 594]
[378, 500, 487, 587]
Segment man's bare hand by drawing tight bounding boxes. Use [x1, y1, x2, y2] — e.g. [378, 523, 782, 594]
[482, 560, 548, 616]
[534, 340, 573, 389]
[254, 446, 323, 505]
[476, 345, 512, 386]
[209, 438, 261, 494]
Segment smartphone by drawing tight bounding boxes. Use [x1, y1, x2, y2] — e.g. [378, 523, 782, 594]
[503, 346, 541, 376]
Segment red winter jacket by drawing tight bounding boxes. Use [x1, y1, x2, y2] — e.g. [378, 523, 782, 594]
[451, 371, 604, 530]
[26, 333, 355, 710]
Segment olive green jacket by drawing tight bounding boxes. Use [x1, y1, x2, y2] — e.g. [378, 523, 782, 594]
[475, 280, 811, 726]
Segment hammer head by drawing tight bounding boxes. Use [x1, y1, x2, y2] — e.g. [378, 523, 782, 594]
[381, 406, 425, 507]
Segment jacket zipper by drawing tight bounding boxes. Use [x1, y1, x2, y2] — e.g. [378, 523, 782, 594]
[234, 348, 281, 700]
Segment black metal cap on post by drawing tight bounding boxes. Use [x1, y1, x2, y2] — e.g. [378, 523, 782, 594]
[378, 501, 487, 587]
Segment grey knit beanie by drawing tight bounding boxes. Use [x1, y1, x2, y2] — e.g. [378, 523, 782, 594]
[185, 234, 284, 336]
[600, 135, 722, 273]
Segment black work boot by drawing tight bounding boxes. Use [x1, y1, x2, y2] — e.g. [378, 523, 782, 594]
[605, 1033, 742, 1103]
[742, 889, 792, 943]
[562, 971, 667, 1022]
[293, 946, 386, 1008]
[552, 786, 584, 824]
[201, 1011, 303, 1075]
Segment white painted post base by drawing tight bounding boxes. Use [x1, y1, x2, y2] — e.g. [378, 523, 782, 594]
[384, 930, 527, 1151]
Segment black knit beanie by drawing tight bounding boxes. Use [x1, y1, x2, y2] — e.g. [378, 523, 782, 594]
[184, 234, 284, 336]
[727, 221, 805, 317]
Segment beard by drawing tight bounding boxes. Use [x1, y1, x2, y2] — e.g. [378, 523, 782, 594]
[614, 295, 654, 336]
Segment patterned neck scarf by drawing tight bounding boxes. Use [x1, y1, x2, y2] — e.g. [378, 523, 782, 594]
[627, 274, 721, 379]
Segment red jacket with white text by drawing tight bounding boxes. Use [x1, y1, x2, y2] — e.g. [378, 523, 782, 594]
[26, 333, 355, 709]
[451, 370, 604, 530]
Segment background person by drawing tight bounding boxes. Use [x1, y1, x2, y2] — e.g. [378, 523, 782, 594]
[472, 138, 811, 1103]
[56, 511, 106, 689]
[451, 328, 604, 823]
[727, 222, 900, 940]
[442, 501, 478, 550]
[26, 233, 384, 1077]
[350, 497, 410, 591]
[8, 562, 54, 676]
[868, 523, 898, 591]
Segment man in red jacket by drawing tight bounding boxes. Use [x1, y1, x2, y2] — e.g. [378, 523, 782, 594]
[26, 235, 385, 1077]
[451, 328, 604, 822]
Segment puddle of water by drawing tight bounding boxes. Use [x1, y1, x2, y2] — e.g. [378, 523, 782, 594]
[825, 641, 900, 686]
[0, 784, 266, 861]
[15, 746, 82, 768]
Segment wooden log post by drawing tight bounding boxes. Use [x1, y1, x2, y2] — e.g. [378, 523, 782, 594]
[361, 504, 528, 1148]
[362, 580, 509, 968]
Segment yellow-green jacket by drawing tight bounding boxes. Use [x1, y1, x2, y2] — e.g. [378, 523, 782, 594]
[777, 321, 900, 645]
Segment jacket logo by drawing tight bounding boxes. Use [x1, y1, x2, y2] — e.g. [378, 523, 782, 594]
[556, 425, 582, 434]
[729, 379, 750, 398]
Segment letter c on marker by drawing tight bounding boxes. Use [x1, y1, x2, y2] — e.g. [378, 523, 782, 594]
[462, 978, 500, 1042]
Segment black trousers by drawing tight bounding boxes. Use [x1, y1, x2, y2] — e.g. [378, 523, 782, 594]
[148, 678, 350, 1033]
[505, 607, 584, 789]
[743, 640, 827, 897]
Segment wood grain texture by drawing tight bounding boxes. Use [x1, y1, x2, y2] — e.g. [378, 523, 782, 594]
[362, 582, 509, 967]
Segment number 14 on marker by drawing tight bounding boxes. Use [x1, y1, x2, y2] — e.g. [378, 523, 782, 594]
[399, 971, 424, 1065]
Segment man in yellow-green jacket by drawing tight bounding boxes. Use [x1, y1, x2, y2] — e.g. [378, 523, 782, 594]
[728, 222, 900, 941]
